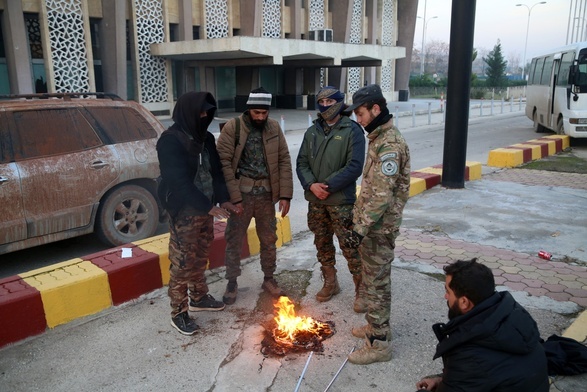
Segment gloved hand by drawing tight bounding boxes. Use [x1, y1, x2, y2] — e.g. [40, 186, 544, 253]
[347, 231, 364, 248]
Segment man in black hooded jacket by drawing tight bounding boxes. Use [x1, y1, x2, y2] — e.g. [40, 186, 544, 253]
[156, 91, 239, 336]
[416, 258, 549, 392]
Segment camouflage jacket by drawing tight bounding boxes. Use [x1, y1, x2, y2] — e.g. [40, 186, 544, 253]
[353, 120, 410, 237]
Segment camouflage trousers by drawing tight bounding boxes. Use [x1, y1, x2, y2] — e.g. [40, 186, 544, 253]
[224, 191, 277, 280]
[360, 231, 398, 339]
[307, 203, 361, 276]
[168, 206, 214, 317]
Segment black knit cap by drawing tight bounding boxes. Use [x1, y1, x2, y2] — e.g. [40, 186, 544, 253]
[347, 84, 385, 111]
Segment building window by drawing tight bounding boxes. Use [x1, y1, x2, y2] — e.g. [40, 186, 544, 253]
[90, 18, 101, 60]
[24, 13, 43, 59]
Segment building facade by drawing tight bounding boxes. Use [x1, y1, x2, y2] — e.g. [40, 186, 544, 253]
[0, 0, 405, 115]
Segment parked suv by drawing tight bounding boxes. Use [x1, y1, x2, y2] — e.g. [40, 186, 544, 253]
[0, 93, 165, 254]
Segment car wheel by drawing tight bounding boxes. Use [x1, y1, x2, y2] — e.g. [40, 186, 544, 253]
[533, 111, 546, 133]
[95, 184, 159, 246]
[556, 117, 565, 135]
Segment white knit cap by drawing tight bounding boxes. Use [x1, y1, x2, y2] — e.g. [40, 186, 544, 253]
[247, 87, 272, 109]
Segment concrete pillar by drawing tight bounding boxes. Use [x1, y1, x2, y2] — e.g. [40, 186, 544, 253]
[394, 0, 418, 93]
[364, 0, 378, 87]
[178, 0, 193, 40]
[235, 67, 260, 111]
[174, 1, 194, 97]
[100, 0, 127, 99]
[2, 1, 34, 94]
[289, 0, 302, 39]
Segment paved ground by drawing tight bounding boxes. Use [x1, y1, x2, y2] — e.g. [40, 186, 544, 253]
[1, 103, 586, 391]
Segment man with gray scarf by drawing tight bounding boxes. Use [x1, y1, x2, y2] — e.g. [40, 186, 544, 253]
[296, 86, 366, 309]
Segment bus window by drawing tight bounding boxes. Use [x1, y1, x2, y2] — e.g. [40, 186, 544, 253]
[540, 56, 554, 85]
[558, 51, 574, 86]
[532, 57, 545, 85]
[528, 59, 538, 84]
[577, 51, 587, 90]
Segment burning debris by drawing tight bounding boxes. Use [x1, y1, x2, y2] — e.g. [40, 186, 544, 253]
[261, 296, 335, 356]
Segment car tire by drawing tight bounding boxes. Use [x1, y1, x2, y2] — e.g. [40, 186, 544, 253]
[556, 117, 565, 135]
[533, 111, 547, 133]
[95, 184, 159, 246]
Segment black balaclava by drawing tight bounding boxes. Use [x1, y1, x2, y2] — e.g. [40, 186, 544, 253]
[364, 104, 393, 134]
[171, 91, 217, 151]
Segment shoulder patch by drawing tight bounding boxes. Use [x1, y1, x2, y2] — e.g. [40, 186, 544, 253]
[381, 152, 399, 176]
[380, 152, 397, 161]
[382, 159, 398, 176]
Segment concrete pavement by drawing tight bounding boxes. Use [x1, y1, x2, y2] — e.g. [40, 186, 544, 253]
[1, 103, 587, 391]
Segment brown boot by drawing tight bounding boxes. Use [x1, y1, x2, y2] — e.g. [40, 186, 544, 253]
[316, 266, 341, 302]
[348, 336, 392, 365]
[352, 275, 367, 313]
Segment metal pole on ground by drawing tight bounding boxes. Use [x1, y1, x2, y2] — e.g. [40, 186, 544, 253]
[294, 351, 313, 392]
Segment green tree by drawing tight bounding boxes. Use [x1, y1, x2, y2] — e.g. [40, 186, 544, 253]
[483, 40, 508, 87]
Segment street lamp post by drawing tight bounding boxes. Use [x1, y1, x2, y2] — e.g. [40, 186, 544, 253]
[516, 2, 547, 80]
[419, 15, 438, 76]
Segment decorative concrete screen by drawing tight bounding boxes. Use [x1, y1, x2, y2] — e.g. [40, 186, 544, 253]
[309, 0, 326, 87]
[205, 0, 229, 38]
[381, 0, 395, 92]
[45, 0, 91, 93]
[262, 0, 281, 38]
[134, 0, 168, 104]
[348, 0, 363, 95]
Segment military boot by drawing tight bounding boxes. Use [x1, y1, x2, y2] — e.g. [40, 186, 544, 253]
[351, 324, 372, 338]
[352, 274, 367, 313]
[348, 336, 392, 365]
[316, 266, 341, 302]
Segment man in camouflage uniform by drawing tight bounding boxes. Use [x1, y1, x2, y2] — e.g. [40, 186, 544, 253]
[217, 87, 294, 305]
[156, 91, 239, 336]
[296, 86, 366, 308]
[346, 84, 411, 365]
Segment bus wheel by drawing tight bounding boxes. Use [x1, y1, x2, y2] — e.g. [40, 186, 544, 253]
[556, 117, 564, 135]
[533, 111, 546, 133]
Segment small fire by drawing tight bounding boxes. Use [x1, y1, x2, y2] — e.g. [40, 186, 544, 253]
[272, 296, 333, 348]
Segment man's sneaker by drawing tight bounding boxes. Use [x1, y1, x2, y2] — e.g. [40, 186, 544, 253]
[261, 277, 286, 297]
[189, 294, 225, 312]
[171, 312, 199, 335]
[348, 337, 392, 365]
[223, 281, 238, 305]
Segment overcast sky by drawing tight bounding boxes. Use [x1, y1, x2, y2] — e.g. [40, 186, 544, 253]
[415, 0, 573, 64]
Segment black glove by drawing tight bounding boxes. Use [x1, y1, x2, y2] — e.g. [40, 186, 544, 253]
[347, 231, 364, 248]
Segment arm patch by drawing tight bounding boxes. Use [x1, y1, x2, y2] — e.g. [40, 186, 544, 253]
[380, 152, 399, 176]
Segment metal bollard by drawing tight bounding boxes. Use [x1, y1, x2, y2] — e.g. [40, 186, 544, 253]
[412, 104, 416, 127]
[308, 114, 312, 127]
[490, 98, 494, 116]
[480, 101, 483, 116]
[501, 98, 504, 114]
[280, 115, 285, 131]
[510, 98, 513, 112]
[519, 96, 522, 111]
[427, 102, 432, 125]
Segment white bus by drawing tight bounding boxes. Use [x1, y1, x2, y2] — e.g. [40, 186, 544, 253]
[526, 41, 587, 138]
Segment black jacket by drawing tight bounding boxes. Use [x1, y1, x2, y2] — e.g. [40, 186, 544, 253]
[432, 291, 549, 392]
[156, 91, 229, 215]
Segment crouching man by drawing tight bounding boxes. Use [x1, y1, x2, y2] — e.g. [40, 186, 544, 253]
[416, 258, 549, 391]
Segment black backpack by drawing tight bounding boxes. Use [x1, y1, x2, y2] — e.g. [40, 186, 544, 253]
[541, 334, 587, 376]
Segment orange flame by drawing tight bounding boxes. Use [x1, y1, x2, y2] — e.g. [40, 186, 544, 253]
[273, 296, 326, 345]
